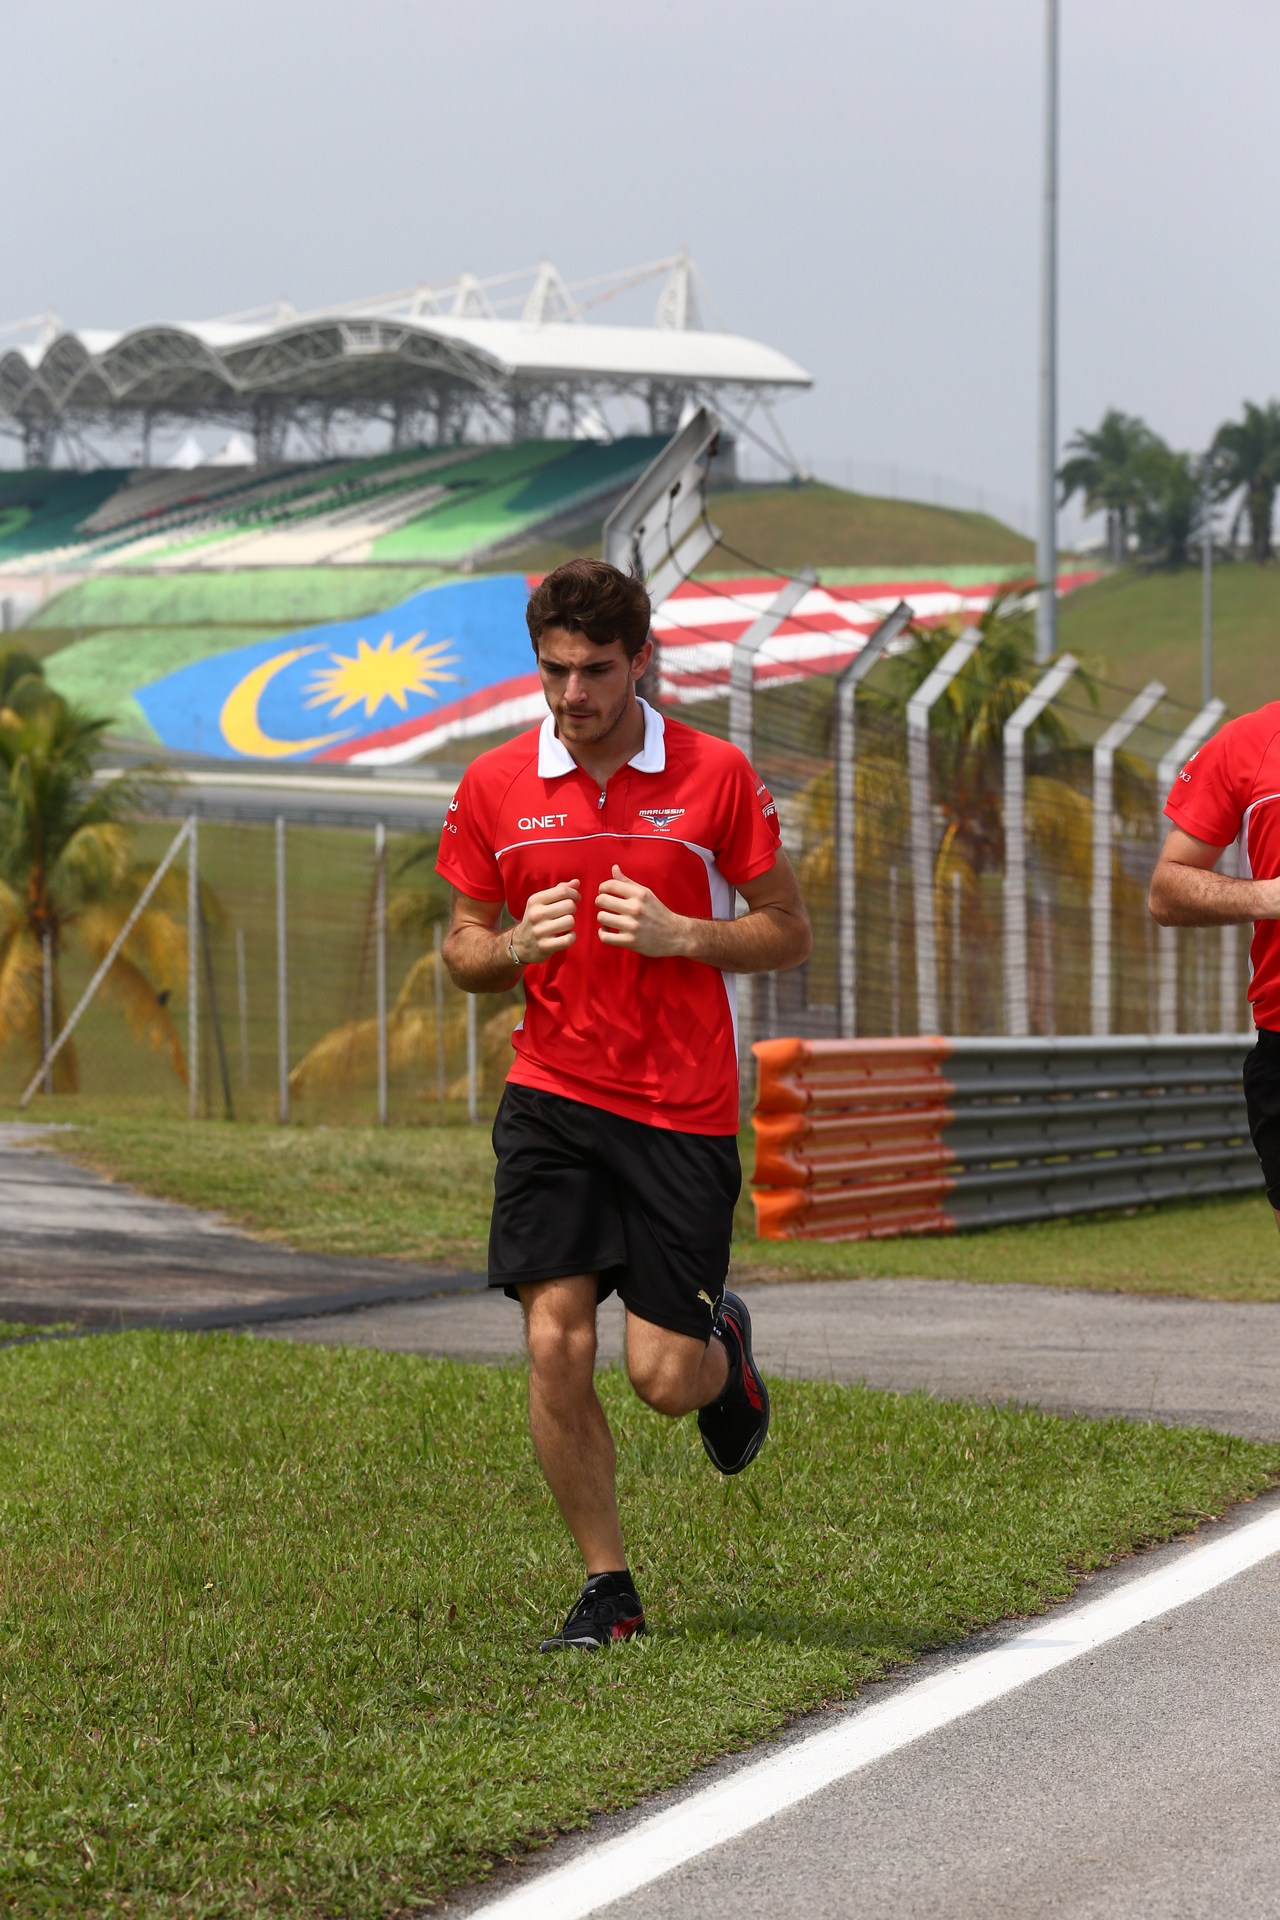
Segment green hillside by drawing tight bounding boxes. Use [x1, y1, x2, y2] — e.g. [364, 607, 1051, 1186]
[491, 481, 1035, 574]
[1058, 565, 1280, 717]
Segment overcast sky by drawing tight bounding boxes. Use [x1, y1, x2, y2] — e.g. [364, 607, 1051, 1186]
[4, 0, 1278, 534]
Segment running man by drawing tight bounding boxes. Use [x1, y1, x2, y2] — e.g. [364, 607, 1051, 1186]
[437, 558, 812, 1651]
[1149, 698, 1280, 1228]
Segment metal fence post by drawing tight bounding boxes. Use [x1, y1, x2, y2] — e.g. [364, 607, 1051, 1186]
[433, 921, 446, 1101]
[374, 821, 388, 1125]
[889, 865, 901, 1034]
[1218, 841, 1239, 1033]
[41, 932, 52, 1095]
[466, 991, 478, 1123]
[728, 570, 817, 1066]
[1090, 680, 1165, 1035]
[950, 870, 963, 1033]
[835, 601, 911, 1037]
[235, 927, 249, 1092]
[907, 632, 982, 1033]
[275, 815, 289, 1123]
[1003, 654, 1078, 1037]
[187, 813, 199, 1120]
[1156, 700, 1225, 1033]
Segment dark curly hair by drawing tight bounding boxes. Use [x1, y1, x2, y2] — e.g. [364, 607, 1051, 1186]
[525, 558, 652, 660]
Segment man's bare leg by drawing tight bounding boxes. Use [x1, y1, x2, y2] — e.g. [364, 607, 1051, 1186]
[519, 1274, 626, 1574]
[624, 1312, 729, 1416]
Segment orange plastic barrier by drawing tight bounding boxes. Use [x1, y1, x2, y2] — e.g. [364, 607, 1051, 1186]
[751, 1037, 959, 1241]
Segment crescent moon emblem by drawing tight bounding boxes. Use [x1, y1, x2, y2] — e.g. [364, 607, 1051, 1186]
[220, 645, 354, 759]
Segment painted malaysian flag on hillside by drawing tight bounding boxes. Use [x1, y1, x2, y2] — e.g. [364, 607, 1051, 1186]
[130, 567, 1099, 765]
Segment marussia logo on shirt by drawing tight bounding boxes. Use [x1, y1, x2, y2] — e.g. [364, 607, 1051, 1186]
[639, 808, 685, 832]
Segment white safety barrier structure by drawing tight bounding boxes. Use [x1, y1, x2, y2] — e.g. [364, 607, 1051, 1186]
[1091, 679, 1166, 1035]
[603, 407, 723, 705]
[1002, 653, 1078, 1037]
[728, 570, 818, 1069]
[1156, 699, 1225, 1033]
[908, 632, 983, 1034]
[835, 601, 912, 1036]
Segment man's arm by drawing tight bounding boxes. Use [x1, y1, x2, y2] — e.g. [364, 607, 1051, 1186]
[442, 879, 582, 992]
[595, 851, 812, 973]
[1148, 827, 1280, 926]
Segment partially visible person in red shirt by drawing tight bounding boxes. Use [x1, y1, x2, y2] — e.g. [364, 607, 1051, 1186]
[1149, 699, 1280, 1230]
[437, 558, 811, 1652]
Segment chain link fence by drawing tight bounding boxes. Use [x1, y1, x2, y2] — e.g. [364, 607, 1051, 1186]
[7, 652, 1248, 1125]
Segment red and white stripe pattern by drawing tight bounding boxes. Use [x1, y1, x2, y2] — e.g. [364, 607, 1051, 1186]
[342, 570, 1098, 765]
[652, 572, 1099, 704]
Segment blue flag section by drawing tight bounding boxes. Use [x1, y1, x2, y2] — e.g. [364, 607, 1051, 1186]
[135, 574, 536, 761]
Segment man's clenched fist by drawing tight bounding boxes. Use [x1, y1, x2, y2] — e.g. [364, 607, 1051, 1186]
[596, 865, 688, 958]
[511, 879, 580, 963]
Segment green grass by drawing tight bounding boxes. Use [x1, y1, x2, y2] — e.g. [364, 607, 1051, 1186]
[47, 1110, 495, 1267]
[491, 481, 1035, 575]
[0, 1321, 72, 1342]
[46, 1114, 1280, 1300]
[1058, 562, 1280, 718]
[0, 1331, 1274, 1918]
[733, 1192, 1280, 1300]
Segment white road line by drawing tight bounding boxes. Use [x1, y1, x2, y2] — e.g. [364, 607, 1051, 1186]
[470, 1501, 1280, 1920]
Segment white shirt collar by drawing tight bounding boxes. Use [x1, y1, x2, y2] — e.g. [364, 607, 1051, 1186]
[537, 696, 667, 778]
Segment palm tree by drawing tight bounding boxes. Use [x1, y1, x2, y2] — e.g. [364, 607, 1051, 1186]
[1135, 445, 1200, 568]
[1211, 399, 1280, 562]
[0, 670, 188, 1091]
[1059, 410, 1161, 564]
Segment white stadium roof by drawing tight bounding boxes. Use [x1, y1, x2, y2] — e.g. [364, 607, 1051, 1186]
[0, 256, 811, 464]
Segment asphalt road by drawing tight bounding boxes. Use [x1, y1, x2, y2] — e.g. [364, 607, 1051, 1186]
[0, 1124, 482, 1327]
[446, 1508, 1280, 1920]
[259, 1274, 1280, 1441]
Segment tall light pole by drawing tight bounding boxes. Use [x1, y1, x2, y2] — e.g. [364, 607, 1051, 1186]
[1201, 455, 1214, 706]
[1035, 0, 1060, 663]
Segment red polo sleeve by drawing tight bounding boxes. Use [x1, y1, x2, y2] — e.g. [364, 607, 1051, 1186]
[716, 745, 784, 887]
[1163, 719, 1245, 848]
[435, 764, 505, 902]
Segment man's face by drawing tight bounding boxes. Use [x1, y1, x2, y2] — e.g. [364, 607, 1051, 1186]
[535, 624, 652, 749]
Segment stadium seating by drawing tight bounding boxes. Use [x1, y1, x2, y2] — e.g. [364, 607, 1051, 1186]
[0, 437, 664, 576]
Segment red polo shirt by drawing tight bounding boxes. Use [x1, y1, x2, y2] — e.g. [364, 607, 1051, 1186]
[1163, 700, 1280, 1030]
[436, 700, 782, 1132]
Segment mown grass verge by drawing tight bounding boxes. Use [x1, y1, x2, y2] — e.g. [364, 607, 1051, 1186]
[1, 1333, 1276, 1917]
[49, 1113, 1280, 1301]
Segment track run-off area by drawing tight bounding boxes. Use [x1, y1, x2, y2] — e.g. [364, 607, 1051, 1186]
[4, 1122, 1280, 1917]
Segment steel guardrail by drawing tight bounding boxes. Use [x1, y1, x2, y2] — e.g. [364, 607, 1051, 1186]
[750, 1034, 1259, 1241]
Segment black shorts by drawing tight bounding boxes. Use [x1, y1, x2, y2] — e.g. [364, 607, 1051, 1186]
[1243, 1028, 1280, 1208]
[488, 1083, 741, 1340]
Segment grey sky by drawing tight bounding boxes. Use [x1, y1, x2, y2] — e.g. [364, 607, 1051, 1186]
[4, 0, 1278, 534]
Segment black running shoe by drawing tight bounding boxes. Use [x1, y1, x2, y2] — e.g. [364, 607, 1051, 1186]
[538, 1575, 647, 1653]
[697, 1289, 770, 1474]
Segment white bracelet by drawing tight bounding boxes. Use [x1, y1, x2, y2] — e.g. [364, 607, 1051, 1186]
[508, 937, 525, 967]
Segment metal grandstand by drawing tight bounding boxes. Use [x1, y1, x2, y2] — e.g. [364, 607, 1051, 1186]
[0, 255, 811, 473]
